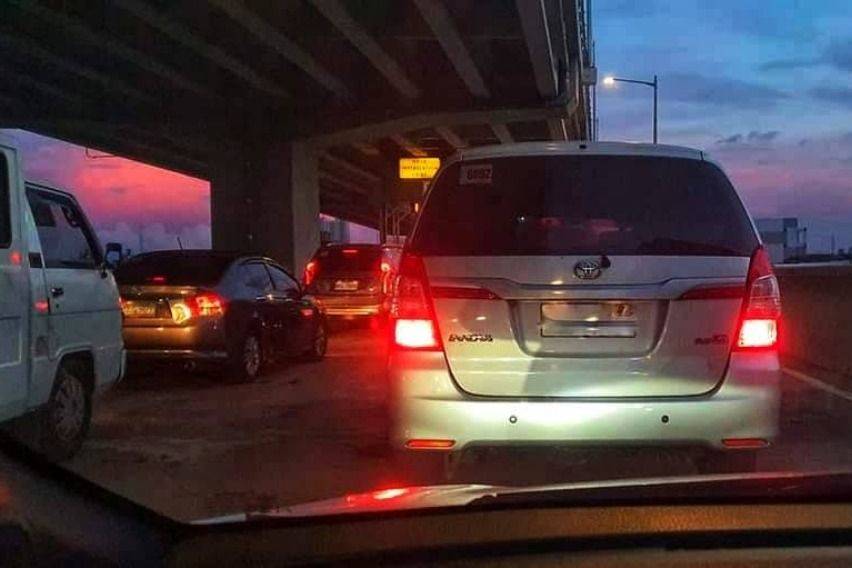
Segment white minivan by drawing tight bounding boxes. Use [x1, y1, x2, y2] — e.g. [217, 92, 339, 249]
[1, 141, 124, 460]
[389, 142, 781, 475]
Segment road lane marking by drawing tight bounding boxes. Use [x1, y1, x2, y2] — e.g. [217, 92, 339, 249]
[783, 367, 852, 403]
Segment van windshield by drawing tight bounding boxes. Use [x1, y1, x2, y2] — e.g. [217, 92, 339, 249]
[411, 156, 758, 257]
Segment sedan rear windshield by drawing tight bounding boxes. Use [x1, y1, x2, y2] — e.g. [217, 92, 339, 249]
[411, 155, 758, 256]
[114, 254, 233, 286]
[314, 247, 382, 272]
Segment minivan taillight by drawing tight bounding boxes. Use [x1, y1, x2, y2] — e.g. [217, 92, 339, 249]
[390, 254, 440, 350]
[735, 246, 781, 349]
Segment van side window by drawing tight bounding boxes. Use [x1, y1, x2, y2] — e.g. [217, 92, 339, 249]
[26, 189, 100, 269]
[0, 154, 9, 248]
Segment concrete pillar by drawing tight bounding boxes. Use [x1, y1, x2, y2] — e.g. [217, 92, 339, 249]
[290, 141, 321, 274]
[210, 133, 320, 275]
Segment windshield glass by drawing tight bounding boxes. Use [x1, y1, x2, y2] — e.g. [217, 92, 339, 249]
[412, 156, 757, 256]
[1, 0, 850, 531]
[114, 253, 232, 286]
[314, 247, 383, 272]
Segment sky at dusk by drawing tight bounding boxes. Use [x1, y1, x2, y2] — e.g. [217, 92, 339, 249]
[1, 128, 211, 252]
[3, 0, 851, 253]
[595, 0, 852, 250]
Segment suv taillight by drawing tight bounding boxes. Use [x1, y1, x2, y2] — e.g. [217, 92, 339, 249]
[303, 260, 318, 288]
[390, 253, 440, 350]
[735, 246, 781, 349]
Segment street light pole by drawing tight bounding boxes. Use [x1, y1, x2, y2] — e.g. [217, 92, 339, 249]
[652, 74, 658, 144]
[603, 75, 659, 143]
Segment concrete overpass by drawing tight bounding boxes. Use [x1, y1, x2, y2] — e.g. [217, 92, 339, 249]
[0, 0, 594, 271]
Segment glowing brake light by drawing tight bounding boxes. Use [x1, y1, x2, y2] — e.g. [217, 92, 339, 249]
[191, 292, 225, 317]
[735, 246, 781, 350]
[390, 253, 441, 351]
[170, 291, 226, 323]
[395, 319, 437, 348]
[303, 260, 318, 287]
[149, 275, 167, 284]
[738, 319, 777, 348]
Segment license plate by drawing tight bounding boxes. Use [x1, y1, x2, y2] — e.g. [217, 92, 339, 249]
[122, 302, 157, 318]
[541, 302, 636, 322]
[334, 280, 359, 291]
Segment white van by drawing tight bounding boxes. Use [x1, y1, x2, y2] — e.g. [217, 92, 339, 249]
[1, 141, 124, 460]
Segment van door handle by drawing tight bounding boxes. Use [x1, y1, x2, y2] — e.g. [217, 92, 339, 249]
[51, 287, 64, 298]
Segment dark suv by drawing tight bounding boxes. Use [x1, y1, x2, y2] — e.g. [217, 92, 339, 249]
[116, 250, 327, 380]
[303, 244, 394, 319]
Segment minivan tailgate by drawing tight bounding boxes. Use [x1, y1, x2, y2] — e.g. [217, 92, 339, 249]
[425, 256, 748, 398]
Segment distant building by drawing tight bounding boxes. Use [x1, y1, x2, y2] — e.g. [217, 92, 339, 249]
[755, 217, 807, 264]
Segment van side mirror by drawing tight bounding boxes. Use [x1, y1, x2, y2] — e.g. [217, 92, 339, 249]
[104, 242, 124, 270]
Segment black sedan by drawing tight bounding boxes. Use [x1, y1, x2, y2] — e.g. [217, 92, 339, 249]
[115, 250, 327, 381]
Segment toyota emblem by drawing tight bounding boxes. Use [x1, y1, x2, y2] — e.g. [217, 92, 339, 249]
[573, 259, 602, 280]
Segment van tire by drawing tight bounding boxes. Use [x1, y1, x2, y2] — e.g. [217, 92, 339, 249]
[39, 363, 92, 461]
[229, 332, 263, 382]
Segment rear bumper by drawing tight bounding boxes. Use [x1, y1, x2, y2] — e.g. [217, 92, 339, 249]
[123, 318, 225, 351]
[127, 349, 228, 361]
[389, 351, 780, 452]
[313, 295, 383, 317]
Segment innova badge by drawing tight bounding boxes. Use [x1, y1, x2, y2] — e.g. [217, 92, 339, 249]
[573, 259, 602, 280]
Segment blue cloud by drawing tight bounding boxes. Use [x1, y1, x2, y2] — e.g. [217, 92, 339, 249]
[811, 86, 852, 109]
[664, 73, 789, 108]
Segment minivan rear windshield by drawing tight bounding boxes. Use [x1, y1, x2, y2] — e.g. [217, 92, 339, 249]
[314, 247, 382, 272]
[114, 254, 233, 286]
[410, 155, 758, 256]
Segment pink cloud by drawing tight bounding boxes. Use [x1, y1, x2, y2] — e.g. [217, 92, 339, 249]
[11, 130, 210, 231]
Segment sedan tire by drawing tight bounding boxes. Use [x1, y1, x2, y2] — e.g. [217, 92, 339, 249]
[229, 332, 263, 382]
[303, 321, 328, 362]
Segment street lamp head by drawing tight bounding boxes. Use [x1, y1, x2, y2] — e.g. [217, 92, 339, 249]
[603, 76, 616, 87]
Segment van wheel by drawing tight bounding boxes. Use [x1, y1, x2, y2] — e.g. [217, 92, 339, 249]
[304, 322, 328, 362]
[696, 450, 758, 474]
[40, 364, 92, 461]
[230, 332, 263, 382]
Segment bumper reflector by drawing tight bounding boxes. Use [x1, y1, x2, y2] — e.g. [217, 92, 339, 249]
[405, 439, 456, 450]
[722, 438, 769, 449]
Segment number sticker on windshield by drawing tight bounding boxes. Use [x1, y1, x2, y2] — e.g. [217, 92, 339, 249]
[460, 164, 493, 185]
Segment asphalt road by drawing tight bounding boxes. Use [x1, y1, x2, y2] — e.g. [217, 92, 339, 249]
[65, 325, 852, 522]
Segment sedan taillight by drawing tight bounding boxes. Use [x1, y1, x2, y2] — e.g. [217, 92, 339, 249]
[170, 291, 226, 323]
